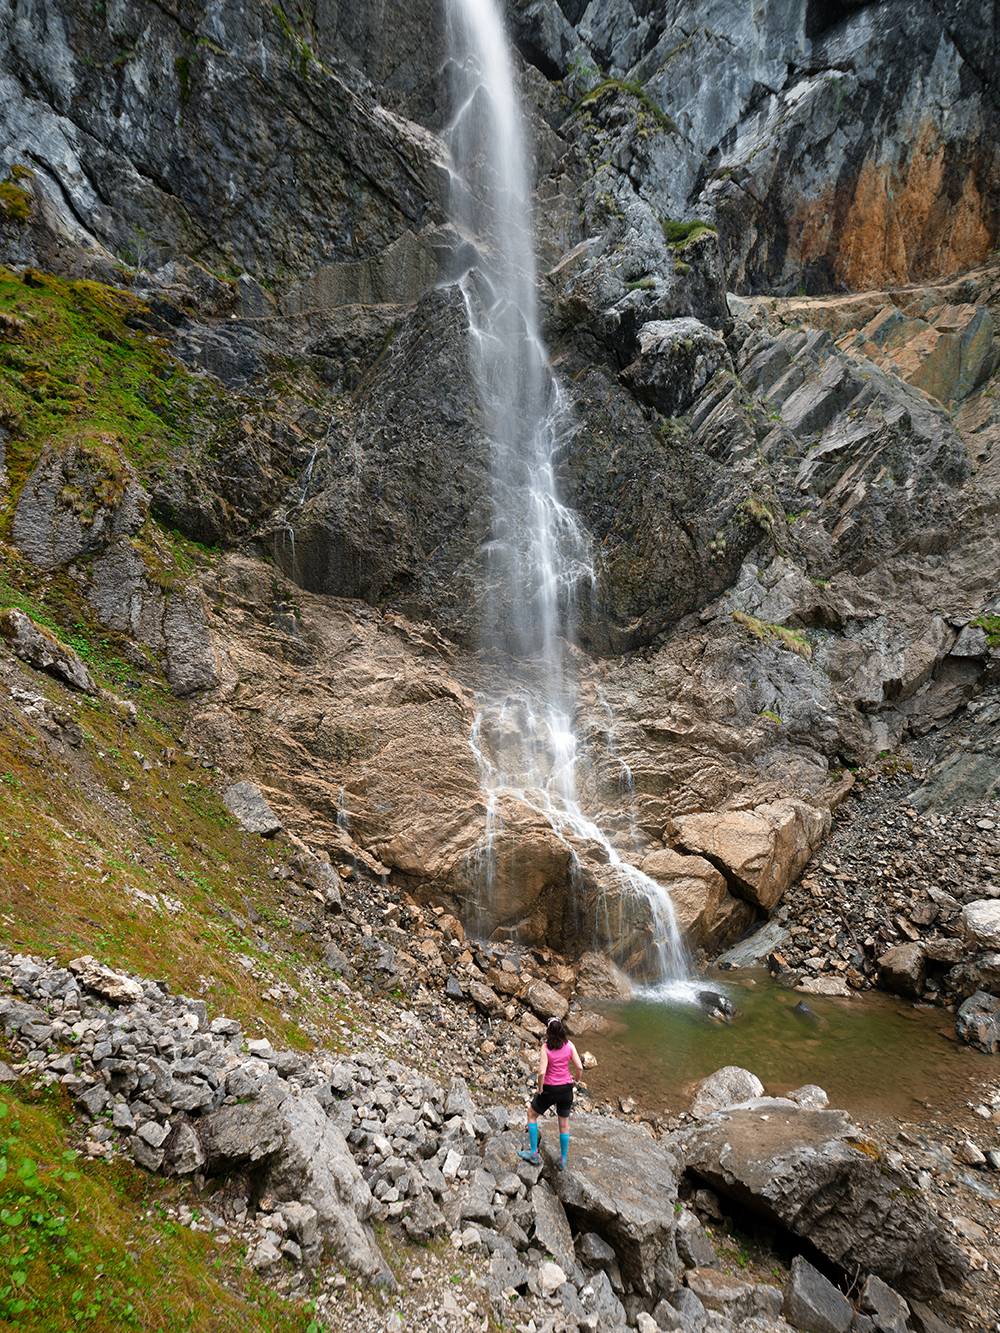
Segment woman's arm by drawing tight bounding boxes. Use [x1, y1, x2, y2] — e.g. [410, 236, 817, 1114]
[537, 1044, 549, 1094]
[569, 1043, 583, 1081]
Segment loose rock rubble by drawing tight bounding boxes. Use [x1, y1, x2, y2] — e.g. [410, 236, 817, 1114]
[3, 945, 996, 1333]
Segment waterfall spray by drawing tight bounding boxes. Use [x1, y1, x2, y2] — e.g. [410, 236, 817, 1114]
[445, 0, 693, 991]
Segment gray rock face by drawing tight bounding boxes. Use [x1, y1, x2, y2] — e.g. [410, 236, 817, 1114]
[781, 1255, 853, 1333]
[955, 990, 1000, 1054]
[668, 1098, 968, 1299]
[12, 443, 148, 571]
[621, 319, 733, 418]
[546, 1113, 681, 1297]
[514, 0, 999, 295]
[223, 782, 283, 836]
[0, 0, 447, 286]
[0, 608, 96, 694]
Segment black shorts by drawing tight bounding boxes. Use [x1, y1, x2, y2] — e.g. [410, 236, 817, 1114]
[531, 1083, 574, 1117]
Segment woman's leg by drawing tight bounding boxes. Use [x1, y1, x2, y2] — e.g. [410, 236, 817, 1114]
[557, 1113, 570, 1166]
[520, 1104, 540, 1159]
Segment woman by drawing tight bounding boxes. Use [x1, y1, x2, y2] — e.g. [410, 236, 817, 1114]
[519, 1016, 583, 1170]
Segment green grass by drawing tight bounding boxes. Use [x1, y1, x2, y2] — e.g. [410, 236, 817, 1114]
[0, 266, 194, 514]
[732, 611, 813, 661]
[0, 1090, 322, 1331]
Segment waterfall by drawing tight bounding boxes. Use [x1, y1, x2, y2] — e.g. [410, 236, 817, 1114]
[445, 0, 693, 991]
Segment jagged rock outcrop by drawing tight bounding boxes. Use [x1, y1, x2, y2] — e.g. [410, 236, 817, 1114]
[0, 0, 448, 283]
[668, 1097, 969, 1300]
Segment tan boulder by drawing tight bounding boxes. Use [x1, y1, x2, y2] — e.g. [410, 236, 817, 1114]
[574, 952, 634, 1001]
[669, 799, 831, 912]
[877, 942, 927, 998]
[525, 979, 569, 1022]
[640, 848, 754, 951]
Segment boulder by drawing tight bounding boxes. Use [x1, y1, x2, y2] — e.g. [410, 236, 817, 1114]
[877, 943, 928, 998]
[402, 1193, 447, 1243]
[66, 956, 143, 1003]
[579, 1269, 629, 1330]
[674, 1212, 718, 1270]
[781, 1255, 853, 1333]
[161, 1121, 206, 1176]
[467, 980, 505, 1017]
[260, 1088, 385, 1280]
[529, 1179, 575, 1272]
[955, 990, 1000, 1054]
[640, 848, 753, 951]
[196, 1086, 287, 1170]
[544, 1113, 681, 1297]
[788, 1084, 829, 1109]
[537, 1260, 567, 1298]
[690, 1066, 763, 1118]
[0, 609, 97, 694]
[524, 979, 569, 1022]
[961, 900, 1000, 950]
[907, 1299, 961, 1333]
[668, 1099, 967, 1299]
[621, 318, 732, 418]
[669, 800, 830, 912]
[574, 952, 634, 1001]
[714, 918, 791, 969]
[223, 781, 283, 836]
[860, 1274, 910, 1333]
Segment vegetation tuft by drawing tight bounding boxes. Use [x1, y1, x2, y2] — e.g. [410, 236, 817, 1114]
[732, 610, 813, 661]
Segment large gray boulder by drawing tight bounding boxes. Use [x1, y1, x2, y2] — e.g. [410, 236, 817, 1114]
[690, 1066, 764, 1118]
[543, 1113, 681, 1297]
[259, 1088, 385, 1280]
[196, 1085, 287, 1170]
[667, 1098, 968, 1300]
[223, 781, 283, 836]
[621, 318, 732, 418]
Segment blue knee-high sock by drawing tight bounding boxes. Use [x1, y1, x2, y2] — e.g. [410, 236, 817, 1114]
[529, 1123, 539, 1154]
[560, 1132, 569, 1162]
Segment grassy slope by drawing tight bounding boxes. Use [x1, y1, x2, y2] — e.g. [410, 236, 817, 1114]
[0, 263, 370, 1330]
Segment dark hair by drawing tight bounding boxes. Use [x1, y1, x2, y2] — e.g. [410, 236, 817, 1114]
[546, 1017, 567, 1050]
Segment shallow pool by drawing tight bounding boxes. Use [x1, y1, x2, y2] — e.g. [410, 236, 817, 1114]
[576, 972, 996, 1121]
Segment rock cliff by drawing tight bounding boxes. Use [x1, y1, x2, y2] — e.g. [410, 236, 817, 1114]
[1, 0, 999, 973]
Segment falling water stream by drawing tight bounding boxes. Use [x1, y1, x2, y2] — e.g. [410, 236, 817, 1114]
[444, 0, 695, 993]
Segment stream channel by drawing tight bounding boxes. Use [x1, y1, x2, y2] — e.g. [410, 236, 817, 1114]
[576, 973, 997, 1123]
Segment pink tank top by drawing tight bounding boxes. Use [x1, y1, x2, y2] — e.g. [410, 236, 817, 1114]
[544, 1041, 572, 1086]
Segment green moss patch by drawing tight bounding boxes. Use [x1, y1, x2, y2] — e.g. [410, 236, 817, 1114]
[662, 219, 717, 250]
[0, 267, 191, 526]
